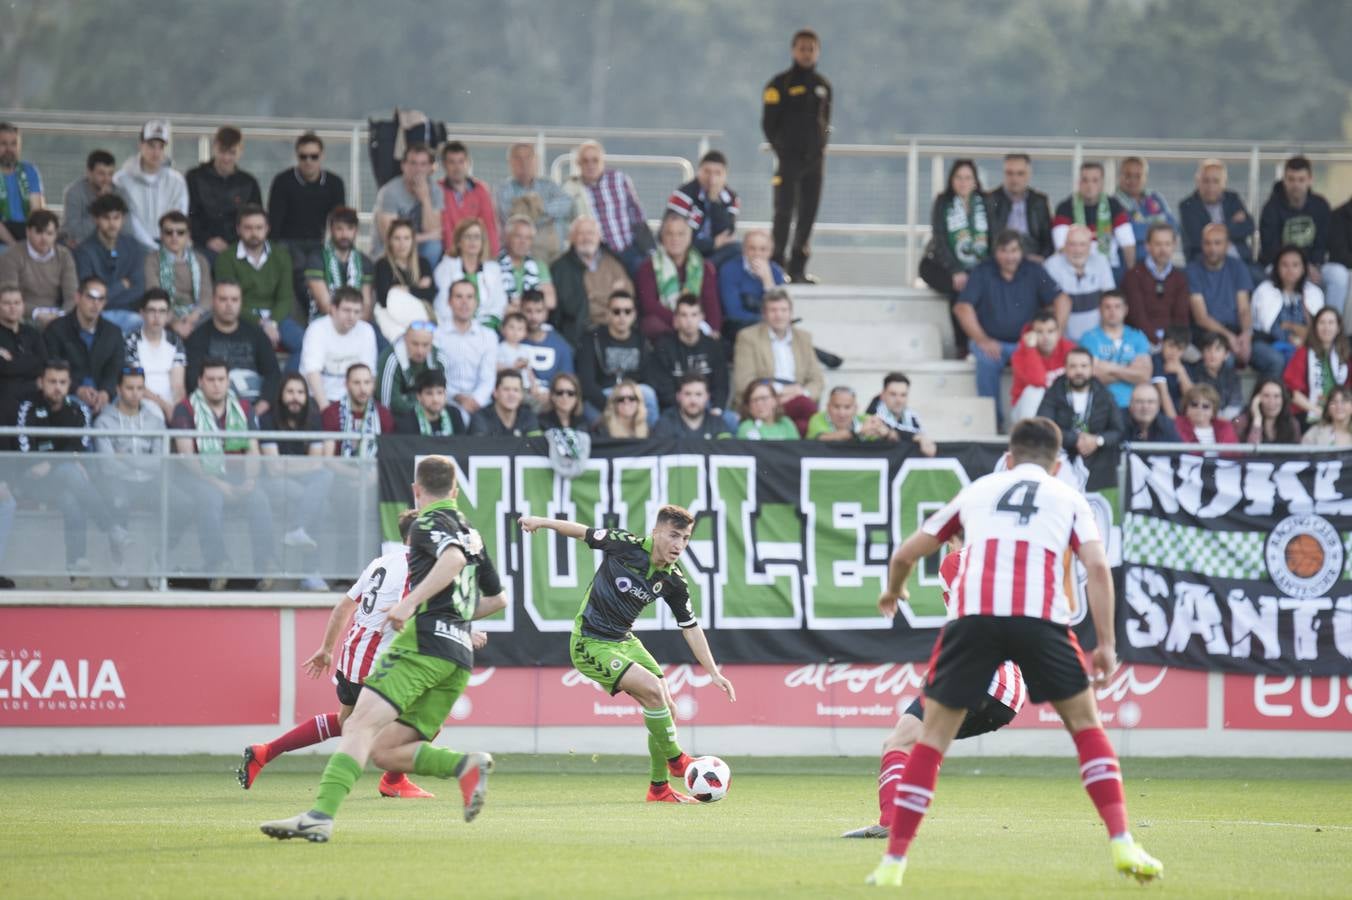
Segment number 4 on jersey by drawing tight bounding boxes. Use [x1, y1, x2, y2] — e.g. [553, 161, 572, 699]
[995, 480, 1040, 525]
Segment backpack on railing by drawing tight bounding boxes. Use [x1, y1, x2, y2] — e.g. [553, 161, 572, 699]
[367, 107, 448, 187]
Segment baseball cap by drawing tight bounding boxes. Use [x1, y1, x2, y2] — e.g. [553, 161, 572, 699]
[141, 119, 171, 143]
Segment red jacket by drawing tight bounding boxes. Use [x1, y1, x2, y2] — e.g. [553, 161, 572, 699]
[1282, 346, 1351, 400]
[1173, 414, 1238, 445]
[635, 255, 723, 341]
[440, 177, 499, 256]
[1010, 333, 1078, 405]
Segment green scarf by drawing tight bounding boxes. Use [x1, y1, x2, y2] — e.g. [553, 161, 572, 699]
[318, 243, 363, 318]
[337, 395, 382, 457]
[1072, 194, 1113, 258]
[189, 388, 250, 474]
[0, 164, 34, 219]
[158, 248, 203, 317]
[944, 192, 989, 269]
[414, 403, 454, 435]
[652, 247, 705, 310]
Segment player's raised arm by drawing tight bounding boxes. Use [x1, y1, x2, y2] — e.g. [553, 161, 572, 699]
[680, 624, 736, 701]
[518, 515, 590, 540]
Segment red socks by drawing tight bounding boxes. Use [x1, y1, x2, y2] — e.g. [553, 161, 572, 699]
[265, 713, 342, 759]
[876, 750, 910, 827]
[1073, 727, 1129, 838]
[885, 743, 943, 858]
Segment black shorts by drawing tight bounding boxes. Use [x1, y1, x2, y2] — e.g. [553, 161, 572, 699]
[923, 615, 1089, 710]
[905, 694, 1017, 740]
[334, 671, 362, 707]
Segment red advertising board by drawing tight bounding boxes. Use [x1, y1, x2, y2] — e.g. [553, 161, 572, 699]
[0, 608, 280, 726]
[1222, 674, 1352, 731]
[1007, 665, 1208, 730]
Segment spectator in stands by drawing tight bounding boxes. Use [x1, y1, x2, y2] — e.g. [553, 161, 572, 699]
[45, 276, 124, 416]
[1036, 347, 1122, 488]
[920, 159, 989, 299]
[521, 289, 574, 393]
[650, 293, 731, 417]
[74, 194, 145, 332]
[495, 142, 573, 261]
[374, 218, 436, 325]
[500, 214, 556, 310]
[1284, 306, 1350, 426]
[736, 379, 800, 440]
[1252, 245, 1323, 367]
[1122, 223, 1191, 347]
[1044, 224, 1115, 340]
[267, 132, 346, 264]
[1179, 158, 1255, 267]
[0, 122, 45, 249]
[115, 120, 189, 251]
[11, 359, 124, 583]
[371, 143, 443, 263]
[1174, 383, 1238, 446]
[576, 289, 658, 422]
[1125, 382, 1181, 442]
[1260, 156, 1346, 314]
[1188, 223, 1267, 372]
[470, 369, 539, 437]
[987, 153, 1053, 262]
[92, 365, 165, 587]
[593, 379, 649, 439]
[254, 372, 329, 589]
[1152, 326, 1192, 418]
[550, 215, 632, 346]
[213, 204, 300, 357]
[668, 150, 741, 267]
[1233, 378, 1301, 445]
[1010, 308, 1077, 422]
[1052, 161, 1136, 279]
[1115, 157, 1177, 248]
[145, 210, 211, 340]
[1078, 290, 1152, 409]
[59, 149, 124, 248]
[1332, 193, 1352, 290]
[806, 386, 890, 441]
[731, 287, 823, 436]
[864, 372, 938, 455]
[496, 310, 544, 407]
[300, 286, 377, 409]
[954, 230, 1069, 428]
[637, 213, 722, 341]
[1302, 386, 1352, 446]
[123, 288, 186, 421]
[303, 207, 372, 320]
[0, 283, 45, 415]
[187, 126, 262, 263]
[320, 362, 393, 457]
[718, 228, 785, 340]
[537, 372, 588, 432]
[395, 367, 461, 436]
[653, 374, 731, 440]
[0, 209, 77, 325]
[1188, 330, 1243, 421]
[433, 279, 497, 427]
[376, 320, 442, 418]
[170, 356, 276, 589]
[438, 141, 498, 256]
[434, 217, 508, 331]
[184, 279, 280, 415]
[574, 140, 649, 274]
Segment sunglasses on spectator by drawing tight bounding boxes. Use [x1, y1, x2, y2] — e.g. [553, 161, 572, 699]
[552, 388, 577, 397]
[408, 320, 436, 332]
[297, 153, 320, 161]
[121, 366, 145, 376]
[1188, 400, 1213, 410]
[162, 227, 188, 237]
[609, 307, 635, 317]
[615, 395, 639, 404]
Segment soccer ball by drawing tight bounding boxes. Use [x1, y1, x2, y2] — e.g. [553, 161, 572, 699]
[683, 756, 731, 802]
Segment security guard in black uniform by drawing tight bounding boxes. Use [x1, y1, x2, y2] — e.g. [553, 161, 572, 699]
[762, 29, 831, 283]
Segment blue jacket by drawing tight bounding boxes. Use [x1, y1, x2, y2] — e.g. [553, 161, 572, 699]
[717, 255, 786, 325]
[1179, 190, 1254, 264]
[74, 233, 147, 311]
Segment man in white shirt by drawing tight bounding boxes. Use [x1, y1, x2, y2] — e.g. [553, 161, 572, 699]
[1044, 225, 1116, 340]
[123, 288, 187, 421]
[434, 278, 498, 426]
[300, 286, 377, 408]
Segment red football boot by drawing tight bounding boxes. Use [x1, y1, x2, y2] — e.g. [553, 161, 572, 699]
[236, 744, 268, 790]
[667, 752, 694, 780]
[378, 771, 436, 798]
[646, 782, 699, 803]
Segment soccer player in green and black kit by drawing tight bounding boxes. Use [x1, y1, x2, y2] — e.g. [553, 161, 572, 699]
[259, 455, 506, 842]
[520, 505, 736, 802]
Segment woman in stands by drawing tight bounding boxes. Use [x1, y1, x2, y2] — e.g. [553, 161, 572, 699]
[1302, 386, 1352, 446]
[537, 372, 589, 431]
[1174, 383, 1238, 446]
[1251, 245, 1323, 366]
[375, 219, 436, 313]
[1284, 306, 1350, 428]
[432, 217, 508, 331]
[1232, 378, 1301, 445]
[593, 379, 649, 439]
[919, 159, 989, 300]
[736, 379, 800, 440]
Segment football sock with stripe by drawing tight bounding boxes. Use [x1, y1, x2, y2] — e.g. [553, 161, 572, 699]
[310, 752, 363, 818]
[1073, 727, 1129, 838]
[877, 750, 910, 827]
[412, 743, 466, 780]
[265, 713, 341, 760]
[642, 707, 680, 783]
[885, 743, 943, 859]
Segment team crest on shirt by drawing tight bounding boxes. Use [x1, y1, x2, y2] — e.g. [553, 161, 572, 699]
[609, 659, 623, 671]
[593, 529, 607, 542]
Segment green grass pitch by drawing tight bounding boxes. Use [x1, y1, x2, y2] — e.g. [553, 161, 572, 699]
[2, 754, 1349, 898]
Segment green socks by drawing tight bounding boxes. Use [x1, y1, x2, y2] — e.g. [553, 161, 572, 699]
[311, 752, 363, 818]
[643, 707, 681, 783]
[412, 743, 466, 780]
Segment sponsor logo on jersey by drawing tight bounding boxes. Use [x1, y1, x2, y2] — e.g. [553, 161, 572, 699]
[433, 620, 472, 650]
[592, 529, 607, 542]
[613, 575, 656, 604]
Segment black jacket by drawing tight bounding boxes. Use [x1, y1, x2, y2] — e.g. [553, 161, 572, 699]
[1035, 376, 1123, 490]
[44, 313, 125, 398]
[987, 187, 1054, 260]
[1259, 180, 1332, 267]
[761, 63, 832, 167]
[0, 320, 47, 414]
[266, 167, 346, 243]
[649, 331, 729, 410]
[1179, 190, 1254, 263]
[11, 388, 91, 452]
[186, 163, 263, 246]
[576, 327, 650, 411]
[468, 404, 539, 437]
[183, 317, 281, 400]
[1329, 198, 1352, 269]
[549, 246, 629, 348]
[1126, 412, 1181, 443]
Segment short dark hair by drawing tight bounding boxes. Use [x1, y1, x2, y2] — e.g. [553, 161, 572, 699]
[397, 508, 419, 542]
[882, 372, 911, 389]
[1065, 346, 1094, 364]
[236, 203, 267, 227]
[677, 373, 708, 391]
[118, 366, 145, 385]
[1080, 161, 1105, 176]
[674, 292, 702, 312]
[345, 362, 372, 381]
[441, 140, 469, 159]
[214, 126, 242, 149]
[414, 455, 457, 498]
[27, 209, 57, 233]
[1008, 417, 1062, 468]
[608, 290, 635, 306]
[295, 132, 323, 152]
[502, 310, 527, 329]
[1100, 289, 1126, 307]
[1031, 309, 1058, 327]
[495, 369, 524, 389]
[791, 28, 819, 46]
[1285, 155, 1313, 174]
[199, 356, 230, 376]
[1162, 326, 1191, 347]
[213, 277, 241, 295]
[520, 289, 546, 306]
[1004, 152, 1031, 165]
[89, 193, 127, 218]
[414, 368, 447, 393]
[0, 122, 16, 136]
[86, 149, 116, 170]
[159, 210, 189, 229]
[403, 142, 433, 163]
[993, 229, 1023, 251]
[699, 150, 728, 168]
[1145, 222, 1175, 243]
[333, 285, 364, 308]
[328, 206, 358, 229]
[43, 358, 72, 375]
[655, 504, 695, 530]
[139, 288, 171, 311]
[1196, 331, 1228, 353]
[79, 275, 107, 294]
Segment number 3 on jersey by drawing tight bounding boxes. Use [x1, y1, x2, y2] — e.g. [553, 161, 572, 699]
[995, 480, 1040, 525]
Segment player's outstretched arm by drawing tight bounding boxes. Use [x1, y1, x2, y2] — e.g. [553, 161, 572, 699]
[303, 594, 358, 679]
[518, 515, 589, 540]
[387, 546, 468, 632]
[1075, 539, 1118, 685]
[878, 531, 943, 618]
[681, 625, 736, 702]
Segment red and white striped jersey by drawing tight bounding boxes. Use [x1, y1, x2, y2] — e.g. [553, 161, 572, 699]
[924, 462, 1101, 625]
[939, 549, 1027, 713]
[337, 548, 410, 685]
